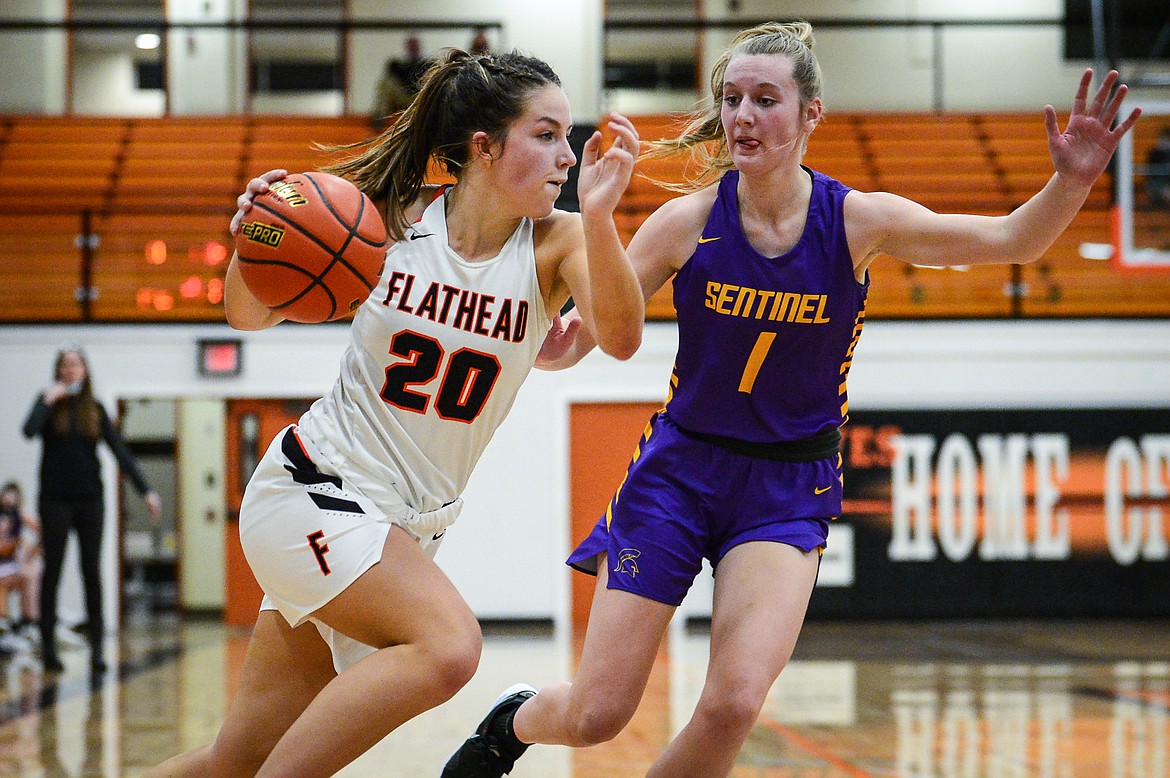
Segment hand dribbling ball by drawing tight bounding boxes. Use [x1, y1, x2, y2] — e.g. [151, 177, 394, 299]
[236, 172, 387, 323]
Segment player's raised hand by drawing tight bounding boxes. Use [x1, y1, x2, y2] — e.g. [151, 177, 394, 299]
[577, 113, 639, 218]
[230, 169, 288, 235]
[1045, 69, 1141, 188]
[534, 309, 584, 369]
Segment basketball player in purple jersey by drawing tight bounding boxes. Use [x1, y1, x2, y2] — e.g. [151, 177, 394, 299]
[442, 20, 1140, 778]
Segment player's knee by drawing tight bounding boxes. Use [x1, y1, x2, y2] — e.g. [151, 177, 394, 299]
[694, 685, 765, 740]
[205, 736, 271, 778]
[568, 697, 635, 746]
[422, 622, 482, 702]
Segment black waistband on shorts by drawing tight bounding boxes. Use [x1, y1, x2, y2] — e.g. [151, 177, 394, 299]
[673, 422, 841, 463]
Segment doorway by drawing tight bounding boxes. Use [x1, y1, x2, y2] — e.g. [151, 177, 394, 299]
[567, 401, 661, 638]
[223, 398, 313, 626]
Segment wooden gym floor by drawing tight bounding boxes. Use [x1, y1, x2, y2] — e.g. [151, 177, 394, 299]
[0, 615, 1167, 777]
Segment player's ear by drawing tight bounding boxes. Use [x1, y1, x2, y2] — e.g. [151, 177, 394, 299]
[470, 131, 495, 163]
[804, 98, 823, 133]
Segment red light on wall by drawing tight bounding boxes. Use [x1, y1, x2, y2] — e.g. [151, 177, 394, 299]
[198, 339, 242, 377]
[179, 275, 204, 299]
[207, 277, 224, 304]
[204, 241, 228, 265]
[146, 240, 167, 265]
[153, 291, 174, 311]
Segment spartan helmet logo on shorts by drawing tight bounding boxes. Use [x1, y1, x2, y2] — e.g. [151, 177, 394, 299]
[614, 548, 641, 577]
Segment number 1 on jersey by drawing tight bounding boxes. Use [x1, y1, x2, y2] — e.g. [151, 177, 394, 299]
[738, 331, 776, 394]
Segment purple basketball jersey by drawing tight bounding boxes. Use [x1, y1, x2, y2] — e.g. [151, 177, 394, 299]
[666, 168, 868, 442]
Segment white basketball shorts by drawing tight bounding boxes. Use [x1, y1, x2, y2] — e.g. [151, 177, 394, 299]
[240, 425, 461, 637]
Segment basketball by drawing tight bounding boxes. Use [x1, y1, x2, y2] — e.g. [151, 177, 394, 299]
[236, 171, 387, 323]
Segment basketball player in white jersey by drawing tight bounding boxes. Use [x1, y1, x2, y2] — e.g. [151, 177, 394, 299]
[146, 48, 643, 778]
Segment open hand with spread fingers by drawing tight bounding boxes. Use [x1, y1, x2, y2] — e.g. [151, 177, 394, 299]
[1046, 69, 1141, 188]
[576, 112, 640, 218]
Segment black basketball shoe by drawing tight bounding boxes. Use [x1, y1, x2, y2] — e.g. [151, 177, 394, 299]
[441, 683, 538, 777]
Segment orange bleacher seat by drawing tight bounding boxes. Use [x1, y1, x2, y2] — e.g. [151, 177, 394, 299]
[879, 170, 1001, 193]
[109, 190, 238, 211]
[864, 256, 1015, 318]
[6, 118, 128, 145]
[812, 115, 863, 140]
[128, 118, 248, 145]
[0, 172, 111, 210]
[97, 212, 231, 232]
[1133, 120, 1170, 157]
[0, 213, 91, 320]
[243, 155, 336, 177]
[994, 153, 1054, 174]
[1002, 170, 1113, 210]
[113, 173, 238, 195]
[1023, 253, 1170, 318]
[862, 114, 979, 140]
[91, 211, 231, 321]
[613, 210, 642, 246]
[865, 136, 985, 158]
[121, 152, 239, 173]
[806, 160, 874, 191]
[2, 140, 122, 162]
[622, 114, 690, 144]
[251, 118, 372, 145]
[128, 140, 243, 162]
[979, 112, 1062, 134]
[984, 137, 1051, 159]
[0, 158, 115, 178]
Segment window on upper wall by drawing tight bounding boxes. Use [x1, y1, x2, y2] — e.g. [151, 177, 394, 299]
[1064, 1, 1170, 61]
[249, 0, 344, 107]
[72, 0, 165, 115]
[604, 12, 698, 94]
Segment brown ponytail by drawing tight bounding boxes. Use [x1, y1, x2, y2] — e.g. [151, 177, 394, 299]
[323, 48, 561, 242]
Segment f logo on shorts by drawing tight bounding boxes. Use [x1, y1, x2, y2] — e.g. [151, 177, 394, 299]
[307, 530, 331, 575]
[614, 548, 641, 577]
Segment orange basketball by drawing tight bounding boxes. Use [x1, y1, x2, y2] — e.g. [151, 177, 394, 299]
[236, 172, 387, 323]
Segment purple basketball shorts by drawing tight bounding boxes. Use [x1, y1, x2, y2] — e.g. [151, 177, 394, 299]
[567, 411, 840, 606]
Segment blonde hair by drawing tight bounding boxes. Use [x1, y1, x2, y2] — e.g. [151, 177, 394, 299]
[644, 21, 822, 192]
[323, 48, 561, 242]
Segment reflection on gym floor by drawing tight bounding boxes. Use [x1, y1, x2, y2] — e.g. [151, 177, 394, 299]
[0, 616, 1166, 777]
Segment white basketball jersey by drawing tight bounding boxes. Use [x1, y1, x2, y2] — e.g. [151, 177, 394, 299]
[298, 191, 552, 513]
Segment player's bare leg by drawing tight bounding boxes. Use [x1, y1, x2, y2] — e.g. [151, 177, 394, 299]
[513, 560, 675, 747]
[646, 541, 819, 777]
[257, 525, 482, 777]
[145, 609, 337, 777]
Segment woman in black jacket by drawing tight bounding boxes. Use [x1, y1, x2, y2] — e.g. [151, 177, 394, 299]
[22, 345, 160, 673]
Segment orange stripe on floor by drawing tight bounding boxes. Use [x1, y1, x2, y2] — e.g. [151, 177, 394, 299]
[754, 714, 875, 778]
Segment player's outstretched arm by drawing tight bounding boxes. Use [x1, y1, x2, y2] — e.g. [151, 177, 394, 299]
[848, 69, 1141, 273]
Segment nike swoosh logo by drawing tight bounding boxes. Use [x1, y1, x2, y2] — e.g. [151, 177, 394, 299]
[697, 236, 721, 243]
[432, 531, 445, 541]
[814, 486, 832, 495]
[410, 232, 434, 240]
